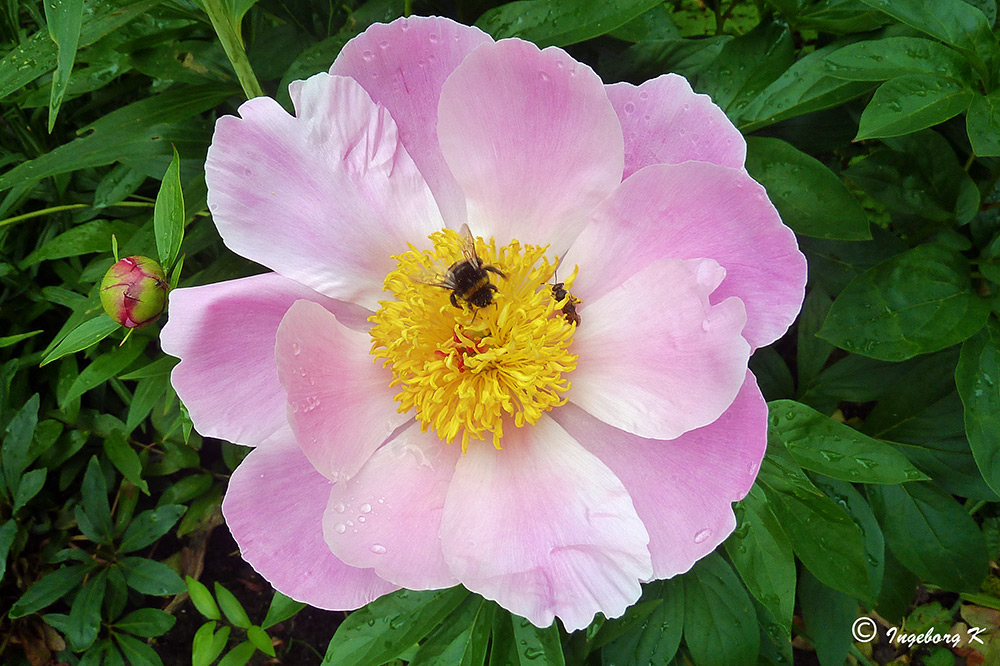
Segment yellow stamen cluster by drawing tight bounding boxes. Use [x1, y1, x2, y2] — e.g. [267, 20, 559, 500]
[369, 228, 579, 450]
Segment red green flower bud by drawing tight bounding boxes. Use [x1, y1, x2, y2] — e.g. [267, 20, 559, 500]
[100, 256, 169, 328]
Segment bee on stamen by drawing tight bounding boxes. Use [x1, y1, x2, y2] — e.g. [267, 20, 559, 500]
[423, 224, 505, 311]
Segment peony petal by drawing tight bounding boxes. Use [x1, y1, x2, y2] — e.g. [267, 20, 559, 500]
[607, 74, 746, 178]
[275, 299, 408, 483]
[322, 425, 460, 589]
[569, 257, 749, 441]
[222, 431, 398, 610]
[554, 371, 767, 579]
[440, 415, 651, 631]
[160, 273, 366, 447]
[437, 39, 623, 253]
[565, 162, 806, 349]
[205, 72, 443, 310]
[331, 16, 492, 227]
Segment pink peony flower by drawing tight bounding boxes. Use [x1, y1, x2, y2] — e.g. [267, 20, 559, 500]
[160, 16, 806, 630]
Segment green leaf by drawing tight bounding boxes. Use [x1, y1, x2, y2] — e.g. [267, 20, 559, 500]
[811, 477, 885, 600]
[119, 557, 185, 596]
[868, 481, 989, 592]
[798, 569, 857, 666]
[411, 596, 494, 666]
[154, 147, 185, 269]
[745, 137, 870, 240]
[262, 590, 305, 629]
[858, 0, 998, 83]
[2, 394, 39, 496]
[0, 519, 17, 581]
[44, 0, 85, 132]
[192, 622, 229, 666]
[217, 641, 256, 666]
[10, 564, 88, 618]
[768, 400, 928, 483]
[119, 505, 185, 553]
[0, 330, 43, 348]
[856, 74, 974, 140]
[103, 430, 149, 495]
[65, 570, 107, 651]
[186, 576, 221, 620]
[824, 37, 975, 82]
[81, 456, 113, 543]
[12, 468, 46, 513]
[118, 356, 178, 381]
[62, 336, 147, 406]
[40, 316, 119, 367]
[797, 287, 835, 391]
[0, 0, 159, 100]
[705, 22, 795, 114]
[725, 485, 795, 630]
[0, 84, 237, 192]
[247, 626, 275, 657]
[877, 551, 918, 624]
[758, 442, 872, 603]
[323, 587, 469, 666]
[21, 219, 132, 267]
[511, 616, 564, 666]
[215, 582, 252, 629]
[475, 0, 662, 48]
[600, 580, 683, 665]
[957, 322, 1000, 498]
[115, 608, 176, 638]
[115, 633, 164, 666]
[125, 375, 168, 435]
[967, 91, 1000, 157]
[818, 244, 989, 361]
[94, 164, 147, 208]
[739, 41, 876, 132]
[683, 553, 759, 666]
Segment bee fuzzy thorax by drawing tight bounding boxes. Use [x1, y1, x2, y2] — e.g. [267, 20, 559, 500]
[369, 227, 579, 451]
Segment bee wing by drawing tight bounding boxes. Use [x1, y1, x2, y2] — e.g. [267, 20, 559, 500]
[457, 223, 481, 267]
[409, 265, 458, 290]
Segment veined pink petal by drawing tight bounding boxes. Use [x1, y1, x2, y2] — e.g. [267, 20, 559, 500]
[275, 300, 409, 483]
[322, 426, 460, 589]
[437, 39, 623, 253]
[205, 72, 442, 310]
[565, 162, 807, 349]
[607, 74, 746, 178]
[222, 432, 398, 610]
[569, 257, 749, 441]
[440, 416, 652, 631]
[160, 273, 365, 447]
[332, 16, 492, 227]
[554, 371, 767, 579]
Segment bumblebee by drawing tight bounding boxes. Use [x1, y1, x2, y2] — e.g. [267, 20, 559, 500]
[551, 280, 581, 326]
[435, 224, 505, 310]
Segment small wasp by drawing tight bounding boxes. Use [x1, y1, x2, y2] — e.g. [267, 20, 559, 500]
[431, 224, 505, 310]
[551, 263, 581, 326]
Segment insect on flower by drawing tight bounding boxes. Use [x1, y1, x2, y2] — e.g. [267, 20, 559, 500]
[422, 223, 505, 310]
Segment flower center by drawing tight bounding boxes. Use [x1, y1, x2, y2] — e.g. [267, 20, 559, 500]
[369, 228, 579, 450]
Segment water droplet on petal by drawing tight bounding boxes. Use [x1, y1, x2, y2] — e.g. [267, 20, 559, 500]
[362, 50, 374, 61]
[291, 342, 300, 355]
[429, 33, 439, 43]
[623, 102, 636, 115]
[334, 523, 346, 534]
[333, 502, 345, 513]
[360, 503, 372, 513]
[638, 91, 649, 101]
[538, 71, 550, 82]
[693, 528, 712, 543]
[370, 544, 387, 555]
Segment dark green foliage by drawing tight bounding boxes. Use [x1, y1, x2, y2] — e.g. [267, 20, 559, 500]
[3, 0, 1000, 664]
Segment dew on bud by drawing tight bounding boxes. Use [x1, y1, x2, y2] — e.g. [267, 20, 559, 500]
[100, 256, 169, 328]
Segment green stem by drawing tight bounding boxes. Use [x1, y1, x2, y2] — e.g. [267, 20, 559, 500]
[202, 0, 264, 100]
[967, 499, 987, 515]
[404, 0, 413, 17]
[0, 201, 154, 229]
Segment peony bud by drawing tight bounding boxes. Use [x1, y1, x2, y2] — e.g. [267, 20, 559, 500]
[100, 256, 169, 328]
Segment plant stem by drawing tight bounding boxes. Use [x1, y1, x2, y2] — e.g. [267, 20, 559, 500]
[201, 0, 265, 99]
